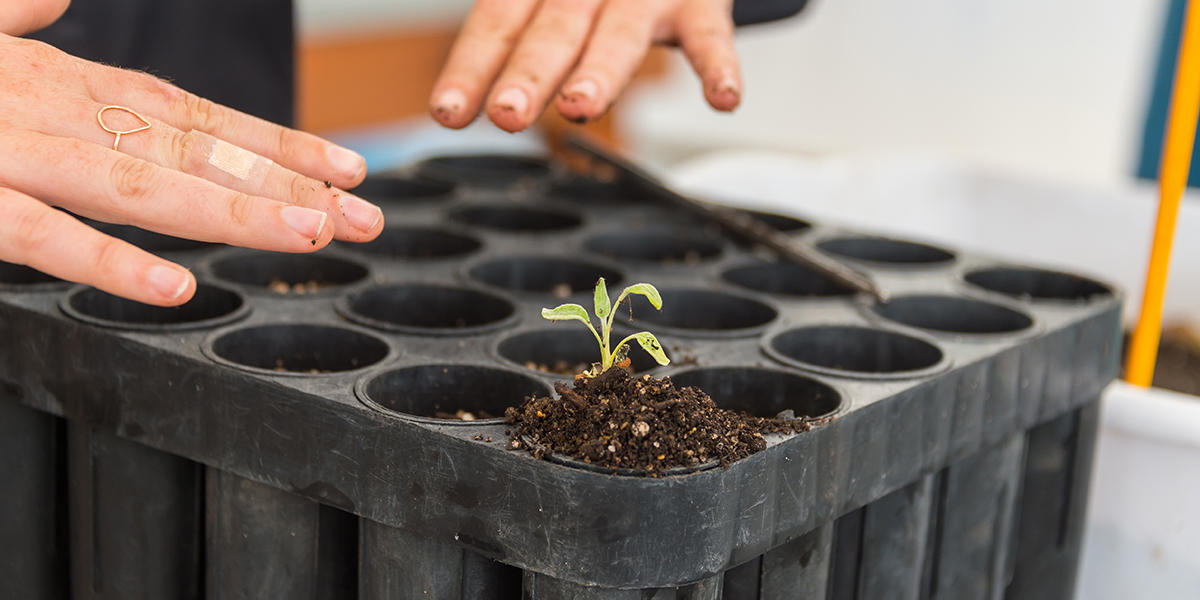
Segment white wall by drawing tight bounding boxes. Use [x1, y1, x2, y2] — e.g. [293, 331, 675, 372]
[624, 0, 1171, 187]
[295, 0, 471, 37]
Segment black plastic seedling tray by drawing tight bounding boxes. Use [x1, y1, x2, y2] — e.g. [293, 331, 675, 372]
[0, 153, 1120, 599]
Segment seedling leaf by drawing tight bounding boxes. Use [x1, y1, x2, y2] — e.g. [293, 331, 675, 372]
[594, 277, 610, 319]
[618, 283, 663, 310]
[617, 332, 671, 366]
[541, 304, 590, 325]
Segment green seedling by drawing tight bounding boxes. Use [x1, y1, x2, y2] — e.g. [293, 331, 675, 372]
[541, 278, 670, 375]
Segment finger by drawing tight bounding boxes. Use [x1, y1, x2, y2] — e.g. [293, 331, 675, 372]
[556, 0, 661, 123]
[0, 187, 195, 306]
[484, 0, 606, 132]
[0, 130, 335, 252]
[77, 62, 367, 189]
[65, 102, 382, 242]
[675, 0, 741, 111]
[428, 0, 541, 129]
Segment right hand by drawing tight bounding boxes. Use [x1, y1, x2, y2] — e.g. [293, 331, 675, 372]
[0, 32, 385, 306]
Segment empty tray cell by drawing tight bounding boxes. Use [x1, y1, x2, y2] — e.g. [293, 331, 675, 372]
[671, 367, 841, 419]
[468, 256, 622, 295]
[94, 223, 216, 252]
[211, 251, 368, 294]
[739, 209, 812, 233]
[358, 364, 551, 423]
[547, 176, 635, 204]
[497, 328, 662, 376]
[340, 284, 515, 335]
[350, 175, 455, 204]
[448, 205, 582, 233]
[964, 267, 1113, 302]
[63, 283, 246, 331]
[620, 289, 777, 337]
[416, 154, 550, 186]
[0, 261, 61, 287]
[818, 236, 954, 266]
[722, 261, 855, 297]
[208, 324, 388, 374]
[343, 226, 481, 260]
[583, 231, 723, 264]
[874, 295, 1034, 335]
[768, 325, 945, 377]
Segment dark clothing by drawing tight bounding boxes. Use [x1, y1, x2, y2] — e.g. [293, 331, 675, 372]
[29, 0, 805, 130]
[31, 0, 295, 127]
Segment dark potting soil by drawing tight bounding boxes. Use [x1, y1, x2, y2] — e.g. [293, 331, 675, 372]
[506, 366, 815, 475]
[1121, 327, 1200, 396]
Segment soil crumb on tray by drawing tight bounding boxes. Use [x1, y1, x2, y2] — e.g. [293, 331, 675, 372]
[268, 279, 328, 295]
[506, 366, 814, 475]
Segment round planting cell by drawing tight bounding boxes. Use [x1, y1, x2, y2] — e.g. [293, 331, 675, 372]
[739, 209, 811, 233]
[874, 295, 1034, 335]
[671, 367, 841, 419]
[0, 261, 61, 287]
[468, 256, 622, 295]
[964, 267, 1112, 302]
[583, 231, 722, 264]
[340, 284, 515, 335]
[497, 328, 661, 376]
[620, 289, 776, 337]
[350, 175, 454, 204]
[547, 176, 633, 204]
[95, 223, 215, 252]
[416, 154, 550, 186]
[818, 236, 954, 265]
[359, 365, 551, 423]
[209, 324, 388, 375]
[722, 262, 855, 297]
[768, 326, 945, 377]
[448, 205, 582, 233]
[211, 251, 368, 293]
[64, 284, 246, 331]
[343, 226, 481, 260]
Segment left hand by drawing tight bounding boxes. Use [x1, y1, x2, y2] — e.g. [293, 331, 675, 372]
[429, 0, 740, 132]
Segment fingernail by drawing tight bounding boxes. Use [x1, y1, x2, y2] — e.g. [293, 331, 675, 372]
[715, 74, 740, 96]
[326, 145, 365, 179]
[339, 194, 383, 232]
[434, 88, 467, 115]
[147, 265, 190, 300]
[494, 87, 529, 115]
[281, 205, 328, 239]
[563, 78, 599, 102]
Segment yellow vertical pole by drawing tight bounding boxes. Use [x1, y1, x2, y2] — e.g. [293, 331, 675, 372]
[1126, 0, 1200, 386]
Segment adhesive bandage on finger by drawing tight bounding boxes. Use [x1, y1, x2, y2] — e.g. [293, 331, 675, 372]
[182, 130, 274, 184]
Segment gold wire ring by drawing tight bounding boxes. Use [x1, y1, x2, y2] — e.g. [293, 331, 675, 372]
[96, 105, 151, 151]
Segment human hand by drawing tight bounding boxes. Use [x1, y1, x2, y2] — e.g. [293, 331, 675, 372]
[0, 34, 384, 307]
[430, 0, 740, 132]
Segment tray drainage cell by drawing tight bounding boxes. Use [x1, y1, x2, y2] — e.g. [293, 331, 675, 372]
[349, 175, 454, 204]
[768, 326, 946, 378]
[818, 236, 954, 266]
[873, 295, 1034, 335]
[63, 283, 247, 331]
[498, 328, 661, 376]
[739, 209, 812, 233]
[583, 231, 722, 264]
[547, 176, 637, 204]
[340, 284, 515, 335]
[619, 289, 777, 337]
[964, 267, 1113, 302]
[722, 262, 855, 297]
[94, 223, 216, 252]
[211, 251, 368, 294]
[671, 367, 841, 419]
[342, 226, 481, 260]
[416, 154, 551, 186]
[0, 261, 62, 288]
[358, 365, 551, 424]
[448, 205, 582, 233]
[208, 324, 389, 375]
[467, 256, 622, 295]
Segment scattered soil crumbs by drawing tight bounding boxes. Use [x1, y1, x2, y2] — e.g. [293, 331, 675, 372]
[435, 409, 495, 421]
[506, 366, 815, 475]
[271, 358, 327, 374]
[1121, 325, 1200, 396]
[268, 279, 328, 295]
[551, 283, 573, 299]
[525, 360, 591, 376]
